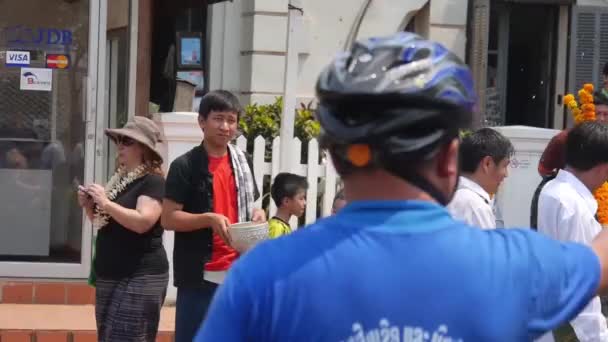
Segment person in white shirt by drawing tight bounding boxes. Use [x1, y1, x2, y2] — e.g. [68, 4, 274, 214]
[447, 128, 513, 229]
[538, 122, 608, 342]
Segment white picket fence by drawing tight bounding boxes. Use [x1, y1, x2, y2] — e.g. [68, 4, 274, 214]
[234, 135, 340, 228]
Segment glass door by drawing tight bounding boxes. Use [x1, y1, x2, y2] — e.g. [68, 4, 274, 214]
[105, 29, 130, 179]
[0, 0, 105, 278]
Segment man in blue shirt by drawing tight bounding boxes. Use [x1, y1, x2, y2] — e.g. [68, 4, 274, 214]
[196, 33, 608, 341]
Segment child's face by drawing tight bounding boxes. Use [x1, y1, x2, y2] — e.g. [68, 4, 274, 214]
[286, 190, 307, 218]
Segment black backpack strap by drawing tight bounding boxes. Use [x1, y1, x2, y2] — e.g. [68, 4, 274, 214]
[530, 173, 557, 230]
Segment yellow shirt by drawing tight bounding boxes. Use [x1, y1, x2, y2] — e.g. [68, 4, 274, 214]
[268, 217, 292, 238]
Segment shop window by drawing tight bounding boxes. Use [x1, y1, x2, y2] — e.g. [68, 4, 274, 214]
[150, 3, 207, 113]
[0, 0, 90, 263]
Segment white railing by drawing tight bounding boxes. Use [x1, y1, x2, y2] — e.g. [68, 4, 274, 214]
[234, 135, 339, 228]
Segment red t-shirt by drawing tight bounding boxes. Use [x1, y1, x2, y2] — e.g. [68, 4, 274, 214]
[204, 154, 239, 272]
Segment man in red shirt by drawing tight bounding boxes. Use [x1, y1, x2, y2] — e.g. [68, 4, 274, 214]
[161, 90, 266, 342]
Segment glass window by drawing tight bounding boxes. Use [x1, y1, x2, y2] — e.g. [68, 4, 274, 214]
[0, 0, 89, 263]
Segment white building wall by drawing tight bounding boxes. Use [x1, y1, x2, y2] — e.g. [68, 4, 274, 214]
[210, 0, 470, 106]
[207, 1, 244, 94]
[577, 0, 608, 6]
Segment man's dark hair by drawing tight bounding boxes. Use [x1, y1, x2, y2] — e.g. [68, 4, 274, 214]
[566, 121, 608, 171]
[459, 128, 514, 173]
[198, 90, 243, 119]
[271, 173, 309, 207]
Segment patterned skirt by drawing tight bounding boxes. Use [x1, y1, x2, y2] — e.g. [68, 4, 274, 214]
[95, 272, 169, 342]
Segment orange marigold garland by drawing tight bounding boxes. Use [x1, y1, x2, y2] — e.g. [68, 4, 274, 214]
[596, 186, 608, 224]
[564, 83, 608, 225]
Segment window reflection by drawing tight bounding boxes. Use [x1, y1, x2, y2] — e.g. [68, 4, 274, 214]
[0, 0, 89, 263]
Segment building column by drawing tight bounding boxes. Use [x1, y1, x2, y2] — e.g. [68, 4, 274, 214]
[428, 0, 469, 61]
[466, 0, 490, 128]
[240, 0, 289, 105]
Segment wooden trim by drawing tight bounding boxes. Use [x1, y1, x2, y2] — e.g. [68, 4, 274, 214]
[240, 91, 284, 95]
[135, 0, 152, 116]
[240, 51, 286, 56]
[429, 23, 467, 29]
[242, 11, 288, 17]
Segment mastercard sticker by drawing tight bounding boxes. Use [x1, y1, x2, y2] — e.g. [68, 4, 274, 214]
[46, 54, 69, 69]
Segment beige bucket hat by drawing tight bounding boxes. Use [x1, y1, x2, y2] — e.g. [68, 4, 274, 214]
[105, 116, 164, 163]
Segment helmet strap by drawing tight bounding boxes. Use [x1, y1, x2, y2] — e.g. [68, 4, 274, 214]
[384, 161, 451, 206]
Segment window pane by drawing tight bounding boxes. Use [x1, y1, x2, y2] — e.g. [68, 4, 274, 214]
[0, 0, 89, 263]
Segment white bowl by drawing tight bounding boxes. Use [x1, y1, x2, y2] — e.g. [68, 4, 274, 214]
[229, 221, 269, 253]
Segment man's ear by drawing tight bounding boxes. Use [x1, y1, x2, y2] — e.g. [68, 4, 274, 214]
[600, 164, 608, 183]
[198, 115, 206, 131]
[436, 139, 459, 178]
[480, 155, 494, 174]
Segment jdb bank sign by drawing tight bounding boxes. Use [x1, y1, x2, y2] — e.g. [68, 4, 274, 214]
[1, 25, 73, 49]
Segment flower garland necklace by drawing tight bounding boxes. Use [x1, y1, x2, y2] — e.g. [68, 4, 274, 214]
[564, 83, 608, 225]
[92, 164, 147, 229]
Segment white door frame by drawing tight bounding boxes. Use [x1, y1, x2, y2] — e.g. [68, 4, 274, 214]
[128, 0, 138, 118]
[0, 0, 107, 279]
[553, 5, 569, 129]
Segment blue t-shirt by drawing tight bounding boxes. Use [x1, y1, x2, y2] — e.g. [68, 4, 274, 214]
[195, 200, 600, 341]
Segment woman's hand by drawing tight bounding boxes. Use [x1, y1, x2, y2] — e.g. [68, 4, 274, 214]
[87, 184, 111, 211]
[77, 187, 94, 210]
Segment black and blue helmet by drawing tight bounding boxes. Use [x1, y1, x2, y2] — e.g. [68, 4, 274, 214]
[316, 32, 477, 204]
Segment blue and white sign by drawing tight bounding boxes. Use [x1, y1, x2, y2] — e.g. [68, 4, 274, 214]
[20, 67, 52, 92]
[6, 51, 30, 66]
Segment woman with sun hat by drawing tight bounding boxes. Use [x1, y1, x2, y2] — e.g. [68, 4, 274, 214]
[77, 116, 168, 342]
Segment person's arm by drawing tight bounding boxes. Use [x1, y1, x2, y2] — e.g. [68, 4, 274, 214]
[161, 198, 205, 232]
[162, 199, 232, 244]
[161, 156, 233, 243]
[524, 231, 601, 338]
[591, 230, 608, 294]
[538, 196, 608, 296]
[101, 195, 161, 234]
[87, 176, 164, 234]
[77, 189, 95, 221]
[559, 215, 608, 340]
[161, 158, 209, 231]
[525, 195, 607, 338]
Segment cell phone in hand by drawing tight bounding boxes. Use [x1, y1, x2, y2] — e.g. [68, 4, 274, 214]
[74, 180, 92, 198]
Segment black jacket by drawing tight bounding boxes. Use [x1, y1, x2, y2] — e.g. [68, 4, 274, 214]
[165, 144, 258, 288]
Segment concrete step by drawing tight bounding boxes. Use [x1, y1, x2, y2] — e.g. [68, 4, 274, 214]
[0, 304, 175, 342]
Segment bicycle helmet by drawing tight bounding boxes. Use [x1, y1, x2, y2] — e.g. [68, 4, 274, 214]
[316, 32, 476, 205]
